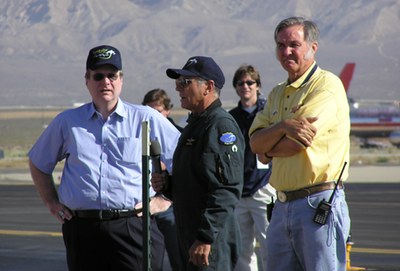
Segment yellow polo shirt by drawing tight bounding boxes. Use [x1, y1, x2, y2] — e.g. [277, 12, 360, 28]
[249, 63, 350, 191]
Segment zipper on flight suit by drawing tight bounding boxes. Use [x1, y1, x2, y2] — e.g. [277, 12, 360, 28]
[217, 155, 228, 184]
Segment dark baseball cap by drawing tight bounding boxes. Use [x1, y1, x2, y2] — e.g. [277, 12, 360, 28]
[166, 56, 225, 89]
[86, 45, 122, 70]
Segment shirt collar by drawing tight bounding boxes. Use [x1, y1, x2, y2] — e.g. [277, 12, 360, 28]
[187, 99, 222, 123]
[287, 62, 318, 89]
[114, 99, 127, 118]
[238, 95, 266, 114]
[86, 98, 127, 120]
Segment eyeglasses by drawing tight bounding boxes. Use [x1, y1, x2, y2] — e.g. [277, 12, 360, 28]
[92, 73, 119, 81]
[237, 80, 256, 87]
[175, 78, 206, 88]
[175, 78, 195, 88]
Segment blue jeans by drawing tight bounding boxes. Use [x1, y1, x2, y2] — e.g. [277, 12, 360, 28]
[266, 189, 351, 271]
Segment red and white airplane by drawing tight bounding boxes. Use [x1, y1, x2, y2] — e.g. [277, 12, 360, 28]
[339, 63, 400, 147]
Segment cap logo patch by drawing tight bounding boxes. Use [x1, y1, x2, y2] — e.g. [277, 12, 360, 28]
[93, 48, 116, 60]
[184, 58, 197, 68]
[219, 132, 236, 145]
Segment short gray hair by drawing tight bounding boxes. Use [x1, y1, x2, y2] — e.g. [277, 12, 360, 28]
[274, 16, 319, 44]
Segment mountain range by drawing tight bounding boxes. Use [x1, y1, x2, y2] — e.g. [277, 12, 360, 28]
[1, 0, 399, 108]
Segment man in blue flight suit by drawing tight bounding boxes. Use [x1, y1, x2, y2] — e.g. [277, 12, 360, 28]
[152, 56, 245, 271]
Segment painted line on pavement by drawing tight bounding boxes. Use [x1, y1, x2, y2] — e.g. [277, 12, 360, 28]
[351, 247, 400, 255]
[0, 229, 62, 237]
[1, 229, 399, 256]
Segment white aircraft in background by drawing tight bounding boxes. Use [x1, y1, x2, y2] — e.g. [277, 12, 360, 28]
[340, 63, 400, 147]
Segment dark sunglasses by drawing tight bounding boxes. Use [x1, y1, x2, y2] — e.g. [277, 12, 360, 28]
[175, 78, 195, 87]
[92, 73, 119, 82]
[237, 80, 256, 87]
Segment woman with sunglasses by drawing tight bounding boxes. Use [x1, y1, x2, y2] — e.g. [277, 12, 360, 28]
[229, 65, 275, 271]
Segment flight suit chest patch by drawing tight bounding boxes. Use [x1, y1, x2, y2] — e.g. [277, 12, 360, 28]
[185, 137, 196, 146]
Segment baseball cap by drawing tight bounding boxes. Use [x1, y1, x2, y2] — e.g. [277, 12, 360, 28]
[166, 56, 225, 89]
[86, 45, 122, 70]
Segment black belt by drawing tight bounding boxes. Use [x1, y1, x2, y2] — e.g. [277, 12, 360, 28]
[72, 209, 140, 220]
[277, 181, 343, 203]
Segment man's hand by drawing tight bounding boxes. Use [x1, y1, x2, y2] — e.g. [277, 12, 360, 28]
[285, 116, 318, 147]
[257, 153, 272, 164]
[134, 195, 171, 217]
[189, 240, 211, 267]
[151, 172, 168, 192]
[50, 202, 72, 224]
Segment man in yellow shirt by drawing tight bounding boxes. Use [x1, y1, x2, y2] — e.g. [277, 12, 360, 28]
[249, 17, 350, 271]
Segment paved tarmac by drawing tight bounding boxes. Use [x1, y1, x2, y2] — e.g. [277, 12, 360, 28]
[0, 166, 399, 271]
[1, 165, 399, 185]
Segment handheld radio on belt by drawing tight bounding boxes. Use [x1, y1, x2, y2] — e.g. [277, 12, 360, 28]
[313, 162, 347, 225]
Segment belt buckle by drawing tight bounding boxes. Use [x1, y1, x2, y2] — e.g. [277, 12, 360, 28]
[277, 191, 287, 202]
[99, 210, 103, 220]
[99, 209, 115, 220]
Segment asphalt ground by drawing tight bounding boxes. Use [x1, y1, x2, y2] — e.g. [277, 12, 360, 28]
[0, 166, 399, 271]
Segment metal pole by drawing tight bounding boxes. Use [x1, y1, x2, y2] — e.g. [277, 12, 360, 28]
[142, 121, 151, 271]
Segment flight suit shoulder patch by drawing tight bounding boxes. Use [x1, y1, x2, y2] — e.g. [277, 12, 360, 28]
[219, 132, 237, 145]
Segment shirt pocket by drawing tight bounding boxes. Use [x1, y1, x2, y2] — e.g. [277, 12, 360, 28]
[116, 137, 141, 164]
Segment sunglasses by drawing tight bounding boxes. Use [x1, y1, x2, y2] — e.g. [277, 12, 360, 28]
[175, 78, 196, 88]
[237, 80, 256, 87]
[92, 73, 119, 82]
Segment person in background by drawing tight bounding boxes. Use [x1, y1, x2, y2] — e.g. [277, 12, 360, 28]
[142, 88, 183, 271]
[28, 45, 180, 271]
[229, 65, 274, 271]
[152, 56, 245, 270]
[142, 88, 183, 132]
[249, 17, 351, 271]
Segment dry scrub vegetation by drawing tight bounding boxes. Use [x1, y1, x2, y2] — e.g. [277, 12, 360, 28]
[1, 109, 399, 168]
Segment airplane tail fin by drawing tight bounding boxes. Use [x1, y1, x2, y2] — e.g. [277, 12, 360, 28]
[339, 63, 356, 93]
